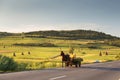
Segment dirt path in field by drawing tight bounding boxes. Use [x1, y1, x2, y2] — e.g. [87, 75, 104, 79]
[0, 50, 14, 54]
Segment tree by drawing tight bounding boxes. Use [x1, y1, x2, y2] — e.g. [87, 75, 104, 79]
[21, 32, 25, 39]
[0, 55, 18, 71]
[69, 46, 74, 54]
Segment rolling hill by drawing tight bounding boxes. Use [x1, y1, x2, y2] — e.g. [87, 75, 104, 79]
[25, 30, 119, 40]
[0, 30, 119, 40]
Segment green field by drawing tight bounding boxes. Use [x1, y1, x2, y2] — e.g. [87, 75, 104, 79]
[0, 36, 120, 70]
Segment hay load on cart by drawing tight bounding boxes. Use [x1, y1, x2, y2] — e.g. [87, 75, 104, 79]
[71, 57, 83, 67]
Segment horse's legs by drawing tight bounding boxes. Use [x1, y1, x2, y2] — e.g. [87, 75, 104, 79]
[69, 61, 72, 67]
[65, 62, 67, 67]
[67, 62, 69, 67]
[62, 61, 69, 67]
[64, 61, 69, 67]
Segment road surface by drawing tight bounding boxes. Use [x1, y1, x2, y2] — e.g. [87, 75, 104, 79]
[0, 61, 120, 80]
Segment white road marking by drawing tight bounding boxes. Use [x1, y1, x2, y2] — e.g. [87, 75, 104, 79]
[90, 69, 97, 71]
[49, 75, 66, 80]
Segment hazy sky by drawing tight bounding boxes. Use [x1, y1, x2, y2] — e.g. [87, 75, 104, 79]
[0, 0, 120, 37]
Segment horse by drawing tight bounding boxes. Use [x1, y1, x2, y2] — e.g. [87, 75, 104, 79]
[60, 51, 83, 67]
[60, 51, 71, 67]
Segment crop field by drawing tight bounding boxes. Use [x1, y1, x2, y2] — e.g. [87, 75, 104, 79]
[0, 36, 120, 70]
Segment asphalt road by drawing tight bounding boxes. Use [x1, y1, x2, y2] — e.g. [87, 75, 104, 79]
[0, 61, 120, 80]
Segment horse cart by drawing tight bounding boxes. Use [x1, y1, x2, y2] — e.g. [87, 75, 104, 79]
[60, 51, 83, 67]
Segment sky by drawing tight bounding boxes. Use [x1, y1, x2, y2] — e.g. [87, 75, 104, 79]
[0, 0, 120, 37]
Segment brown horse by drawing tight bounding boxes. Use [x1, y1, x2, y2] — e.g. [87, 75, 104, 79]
[60, 51, 71, 67]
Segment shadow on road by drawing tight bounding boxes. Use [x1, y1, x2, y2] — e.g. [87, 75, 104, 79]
[81, 66, 120, 72]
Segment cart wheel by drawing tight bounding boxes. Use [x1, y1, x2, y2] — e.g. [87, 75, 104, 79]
[75, 64, 78, 67]
[79, 62, 81, 67]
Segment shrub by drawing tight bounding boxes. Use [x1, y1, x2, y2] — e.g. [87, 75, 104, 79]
[115, 53, 120, 60]
[0, 55, 18, 72]
[13, 43, 56, 47]
[88, 45, 100, 49]
[17, 63, 28, 71]
[82, 52, 86, 54]
[69, 46, 74, 54]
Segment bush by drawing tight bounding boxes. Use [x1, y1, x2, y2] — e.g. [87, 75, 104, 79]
[17, 63, 28, 71]
[82, 52, 86, 54]
[0, 55, 18, 72]
[13, 43, 56, 47]
[115, 53, 120, 60]
[88, 45, 100, 49]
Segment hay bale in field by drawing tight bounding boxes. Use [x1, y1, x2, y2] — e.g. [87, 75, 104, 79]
[21, 52, 24, 55]
[28, 51, 31, 55]
[13, 52, 16, 57]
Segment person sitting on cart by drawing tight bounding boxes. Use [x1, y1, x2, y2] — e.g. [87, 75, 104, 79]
[70, 52, 76, 62]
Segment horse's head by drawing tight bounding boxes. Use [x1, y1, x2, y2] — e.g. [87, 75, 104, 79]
[60, 51, 65, 56]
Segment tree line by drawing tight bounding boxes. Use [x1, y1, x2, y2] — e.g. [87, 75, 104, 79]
[0, 30, 119, 40]
[25, 30, 119, 40]
[104, 39, 120, 47]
